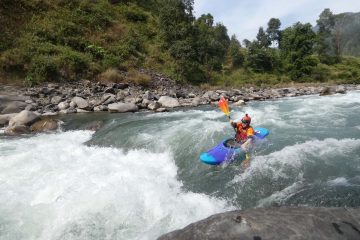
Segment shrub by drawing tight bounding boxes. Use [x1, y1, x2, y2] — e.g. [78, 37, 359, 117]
[58, 50, 91, 79]
[98, 68, 124, 83]
[27, 56, 59, 84]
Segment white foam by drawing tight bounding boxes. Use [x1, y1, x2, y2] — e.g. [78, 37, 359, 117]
[230, 138, 360, 204]
[327, 177, 350, 186]
[0, 131, 231, 240]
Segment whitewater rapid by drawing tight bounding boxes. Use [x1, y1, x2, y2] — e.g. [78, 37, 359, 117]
[1, 90, 360, 239]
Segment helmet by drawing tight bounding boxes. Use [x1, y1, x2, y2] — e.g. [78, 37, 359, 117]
[241, 114, 251, 124]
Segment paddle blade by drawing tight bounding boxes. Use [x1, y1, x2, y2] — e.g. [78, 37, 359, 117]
[218, 96, 230, 116]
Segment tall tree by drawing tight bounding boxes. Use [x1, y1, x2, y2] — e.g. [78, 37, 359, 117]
[256, 27, 270, 48]
[242, 39, 251, 48]
[266, 18, 281, 47]
[227, 35, 244, 68]
[316, 8, 340, 63]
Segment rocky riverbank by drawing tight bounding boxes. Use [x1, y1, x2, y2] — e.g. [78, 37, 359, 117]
[1, 73, 359, 135]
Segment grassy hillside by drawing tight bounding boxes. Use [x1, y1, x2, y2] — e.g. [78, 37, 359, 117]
[0, 1, 359, 87]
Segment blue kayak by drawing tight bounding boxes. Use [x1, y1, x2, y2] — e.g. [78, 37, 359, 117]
[199, 127, 269, 165]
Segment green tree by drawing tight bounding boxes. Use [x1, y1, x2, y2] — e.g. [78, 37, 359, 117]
[266, 18, 281, 47]
[316, 8, 340, 64]
[256, 27, 270, 48]
[227, 35, 244, 68]
[247, 42, 278, 72]
[280, 22, 317, 80]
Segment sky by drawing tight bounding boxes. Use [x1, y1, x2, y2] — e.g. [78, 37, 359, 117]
[193, 0, 360, 42]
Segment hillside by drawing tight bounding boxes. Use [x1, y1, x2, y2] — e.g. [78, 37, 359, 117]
[0, 1, 359, 87]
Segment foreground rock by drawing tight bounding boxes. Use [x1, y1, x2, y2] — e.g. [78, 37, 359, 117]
[158, 207, 360, 240]
[8, 110, 40, 127]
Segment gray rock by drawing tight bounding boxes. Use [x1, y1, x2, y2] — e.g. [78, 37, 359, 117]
[116, 90, 129, 101]
[156, 108, 167, 112]
[101, 93, 116, 105]
[335, 85, 346, 94]
[76, 109, 91, 113]
[0, 113, 17, 127]
[58, 101, 70, 110]
[4, 125, 31, 135]
[94, 105, 108, 112]
[51, 96, 62, 105]
[143, 91, 155, 100]
[9, 110, 40, 127]
[148, 101, 161, 111]
[1, 101, 28, 114]
[233, 100, 246, 106]
[158, 96, 180, 108]
[203, 91, 220, 101]
[108, 103, 138, 113]
[320, 87, 334, 96]
[191, 97, 201, 106]
[158, 207, 360, 240]
[71, 96, 89, 109]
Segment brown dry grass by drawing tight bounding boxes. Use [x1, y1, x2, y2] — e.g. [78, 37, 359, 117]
[127, 69, 151, 86]
[98, 68, 124, 83]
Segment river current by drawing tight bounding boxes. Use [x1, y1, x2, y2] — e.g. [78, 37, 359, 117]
[1, 91, 360, 239]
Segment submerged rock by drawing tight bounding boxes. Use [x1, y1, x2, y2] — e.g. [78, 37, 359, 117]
[158, 207, 360, 240]
[30, 118, 59, 132]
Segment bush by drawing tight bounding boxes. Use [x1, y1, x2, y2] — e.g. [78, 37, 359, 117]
[311, 64, 331, 82]
[98, 68, 124, 83]
[27, 56, 59, 84]
[58, 50, 91, 79]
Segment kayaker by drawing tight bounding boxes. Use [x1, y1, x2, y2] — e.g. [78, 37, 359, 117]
[229, 114, 254, 167]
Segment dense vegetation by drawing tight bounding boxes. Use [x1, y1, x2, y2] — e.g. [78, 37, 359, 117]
[0, 0, 359, 86]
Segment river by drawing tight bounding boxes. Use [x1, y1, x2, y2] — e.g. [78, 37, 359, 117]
[1, 91, 360, 239]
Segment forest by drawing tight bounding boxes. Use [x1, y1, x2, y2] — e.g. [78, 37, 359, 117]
[0, 0, 359, 86]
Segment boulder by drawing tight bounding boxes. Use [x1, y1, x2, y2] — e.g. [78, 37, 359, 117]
[101, 93, 116, 105]
[94, 105, 108, 112]
[203, 91, 220, 101]
[51, 96, 62, 105]
[143, 91, 155, 100]
[58, 101, 70, 110]
[30, 118, 59, 132]
[9, 110, 40, 127]
[158, 207, 360, 240]
[0, 113, 17, 127]
[319, 87, 334, 96]
[233, 100, 245, 106]
[4, 125, 31, 135]
[1, 101, 28, 114]
[148, 101, 161, 111]
[158, 96, 180, 108]
[335, 85, 346, 94]
[108, 103, 138, 113]
[71, 96, 89, 109]
[191, 97, 201, 106]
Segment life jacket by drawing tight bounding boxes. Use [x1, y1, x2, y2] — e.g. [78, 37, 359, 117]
[235, 123, 254, 143]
